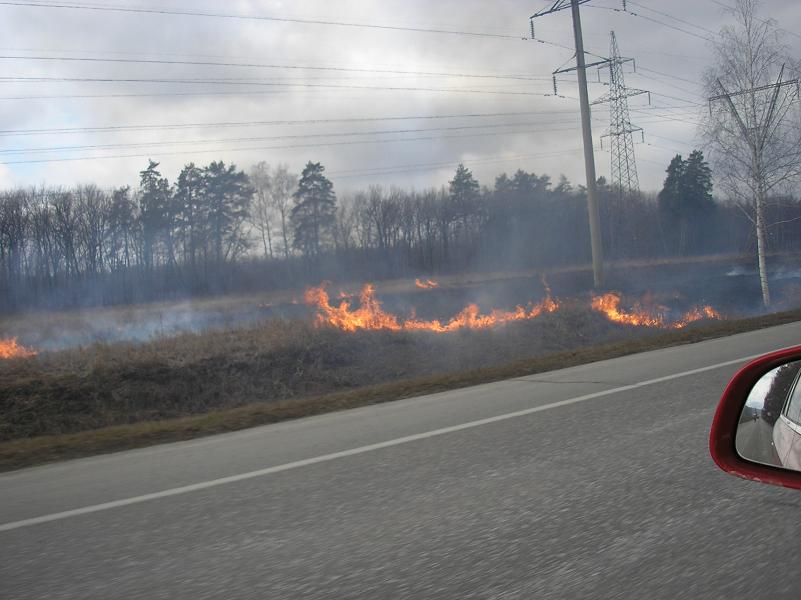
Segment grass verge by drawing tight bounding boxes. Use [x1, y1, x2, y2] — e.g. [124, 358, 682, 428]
[2, 308, 801, 472]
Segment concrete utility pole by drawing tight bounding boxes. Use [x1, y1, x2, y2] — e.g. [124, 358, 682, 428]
[531, 0, 604, 287]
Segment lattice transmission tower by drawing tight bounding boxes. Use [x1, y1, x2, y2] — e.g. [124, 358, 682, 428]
[591, 31, 649, 196]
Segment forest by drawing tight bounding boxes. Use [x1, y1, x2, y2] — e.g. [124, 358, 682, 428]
[1, 150, 800, 313]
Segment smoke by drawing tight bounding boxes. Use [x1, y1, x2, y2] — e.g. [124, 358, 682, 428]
[2, 300, 307, 352]
[5, 258, 801, 354]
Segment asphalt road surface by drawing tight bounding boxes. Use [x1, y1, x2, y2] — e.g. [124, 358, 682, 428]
[736, 418, 781, 466]
[4, 323, 801, 599]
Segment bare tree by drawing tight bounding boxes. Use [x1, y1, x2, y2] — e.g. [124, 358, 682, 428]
[270, 164, 297, 259]
[332, 198, 357, 254]
[703, 0, 801, 307]
[249, 161, 274, 259]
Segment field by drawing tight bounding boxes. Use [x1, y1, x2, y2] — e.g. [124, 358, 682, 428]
[3, 254, 801, 469]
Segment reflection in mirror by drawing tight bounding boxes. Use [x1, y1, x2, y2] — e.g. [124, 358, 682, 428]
[736, 359, 801, 471]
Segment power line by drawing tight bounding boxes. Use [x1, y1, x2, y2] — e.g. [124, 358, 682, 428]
[636, 66, 703, 89]
[0, 55, 551, 82]
[587, 3, 715, 43]
[0, 111, 697, 155]
[649, 133, 697, 148]
[0, 3, 609, 59]
[0, 104, 697, 137]
[0, 126, 592, 165]
[707, 0, 801, 41]
[649, 91, 704, 106]
[0, 75, 553, 88]
[626, 1, 719, 37]
[0, 1, 530, 40]
[0, 111, 700, 165]
[0, 109, 587, 137]
[0, 119, 586, 155]
[630, 72, 706, 102]
[0, 77, 569, 100]
[0, 89, 563, 101]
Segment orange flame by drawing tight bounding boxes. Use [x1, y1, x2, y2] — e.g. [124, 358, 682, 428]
[415, 278, 439, 289]
[674, 305, 723, 329]
[0, 337, 36, 359]
[591, 292, 722, 329]
[305, 283, 559, 333]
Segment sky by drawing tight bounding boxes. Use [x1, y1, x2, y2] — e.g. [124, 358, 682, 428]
[0, 0, 800, 195]
[746, 366, 778, 408]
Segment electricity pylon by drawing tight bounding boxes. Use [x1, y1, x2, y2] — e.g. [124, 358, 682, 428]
[591, 31, 649, 197]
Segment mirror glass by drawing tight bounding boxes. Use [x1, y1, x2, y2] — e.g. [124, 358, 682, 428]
[736, 359, 801, 470]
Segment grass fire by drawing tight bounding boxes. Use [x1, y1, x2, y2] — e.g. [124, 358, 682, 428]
[0, 338, 36, 360]
[5, 261, 800, 470]
[415, 278, 439, 289]
[304, 282, 723, 334]
[304, 282, 560, 333]
[590, 292, 723, 330]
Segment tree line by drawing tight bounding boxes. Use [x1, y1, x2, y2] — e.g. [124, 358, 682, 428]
[1, 150, 800, 313]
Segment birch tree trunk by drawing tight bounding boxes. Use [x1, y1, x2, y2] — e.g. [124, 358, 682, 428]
[754, 149, 771, 306]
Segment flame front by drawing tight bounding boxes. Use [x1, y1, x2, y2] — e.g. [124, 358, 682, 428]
[591, 292, 722, 329]
[0, 337, 36, 359]
[415, 278, 439, 289]
[306, 284, 721, 335]
[673, 305, 723, 329]
[305, 283, 559, 333]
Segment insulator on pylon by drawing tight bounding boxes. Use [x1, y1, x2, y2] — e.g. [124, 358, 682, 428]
[553, 75, 557, 96]
[530, 19, 535, 39]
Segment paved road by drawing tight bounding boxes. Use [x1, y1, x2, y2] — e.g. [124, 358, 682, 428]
[736, 418, 781, 466]
[3, 324, 801, 599]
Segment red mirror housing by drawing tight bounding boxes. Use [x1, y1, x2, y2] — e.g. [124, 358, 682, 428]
[710, 344, 801, 491]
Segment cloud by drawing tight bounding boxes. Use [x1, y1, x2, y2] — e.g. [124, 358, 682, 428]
[0, 0, 797, 192]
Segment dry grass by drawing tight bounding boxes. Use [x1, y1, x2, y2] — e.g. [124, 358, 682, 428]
[2, 304, 801, 472]
[0, 302, 617, 440]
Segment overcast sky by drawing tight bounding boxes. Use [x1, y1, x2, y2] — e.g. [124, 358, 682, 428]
[0, 0, 799, 194]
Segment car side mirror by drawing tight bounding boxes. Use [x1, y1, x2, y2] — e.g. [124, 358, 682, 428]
[711, 345, 801, 490]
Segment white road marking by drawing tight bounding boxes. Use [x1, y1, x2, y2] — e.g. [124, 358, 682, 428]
[0, 351, 767, 533]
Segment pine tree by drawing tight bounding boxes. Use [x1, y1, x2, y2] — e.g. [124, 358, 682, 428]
[658, 154, 686, 221]
[658, 154, 687, 254]
[175, 163, 206, 269]
[448, 163, 480, 240]
[449, 163, 479, 209]
[681, 150, 715, 217]
[137, 160, 172, 270]
[658, 151, 715, 255]
[202, 161, 254, 263]
[291, 161, 336, 258]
